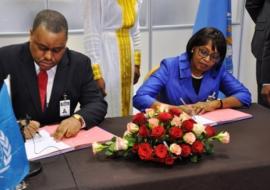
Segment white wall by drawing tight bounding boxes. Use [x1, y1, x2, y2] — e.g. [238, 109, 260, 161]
[239, 9, 257, 103]
[0, 9, 258, 104]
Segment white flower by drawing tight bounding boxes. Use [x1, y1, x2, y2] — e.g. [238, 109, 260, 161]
[158, 104, 169, 112]
[114, 138, 128, 151]
[171, 116, 182, 127]
[92, 142, 105, 154]
[127, 122, 139, 133]
[169, 143, 182, 155]
[183, 132, 196, 145]
[148, 118, 159, 129]
[216, 131, 230, 144]
[123, 130, 132, 139]
[179, 112, 191, 122]
[145, 108, 155, 118]
[192, 123, 205, 136]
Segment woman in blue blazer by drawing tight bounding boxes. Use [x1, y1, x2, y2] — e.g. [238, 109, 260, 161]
[133, 27, 251, 115]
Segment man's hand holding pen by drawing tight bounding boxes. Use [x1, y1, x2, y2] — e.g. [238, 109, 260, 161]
[19, 118, 41, 139]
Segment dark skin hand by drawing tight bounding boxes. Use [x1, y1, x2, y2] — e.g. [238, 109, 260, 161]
[95, 77, 107, 97]
[134, 65, 140, 84]
[19, 120, 40, 139]
[261, 85, 270, 106]
[53, 116, 81, 140]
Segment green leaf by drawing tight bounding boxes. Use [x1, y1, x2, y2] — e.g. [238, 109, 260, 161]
[105, 141, 114, 146]
[123, 151, 130, 157]
[108, 143, 116, 152]
[105, 149, 114, 156]
[125, 136, 136, 144]
[197, 134, 204, 141]
[204, 141, 214, 154]
[190, 155, 198, 163]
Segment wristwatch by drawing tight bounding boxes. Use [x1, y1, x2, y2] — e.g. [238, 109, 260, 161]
[72, 114, 84, 127]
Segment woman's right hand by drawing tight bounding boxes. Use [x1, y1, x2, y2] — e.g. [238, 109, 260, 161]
[179, 105, 195, 116]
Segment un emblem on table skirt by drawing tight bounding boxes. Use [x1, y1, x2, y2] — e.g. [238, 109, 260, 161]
[0, 130, 12, 175]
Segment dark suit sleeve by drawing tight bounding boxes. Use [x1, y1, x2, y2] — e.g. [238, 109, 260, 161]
[245, 0, 265, 22]
[75, 57, 107, 128]
[261, 33, 270, 83]
[0, 81, 3, 90]
[0, 48, 9, 81]
[251, 0, 270, 84]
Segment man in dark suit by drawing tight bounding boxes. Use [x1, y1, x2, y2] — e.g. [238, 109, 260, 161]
[0, 9, 107, 140]
[246, 0, 270, 108]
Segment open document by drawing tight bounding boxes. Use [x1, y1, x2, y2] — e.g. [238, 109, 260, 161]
[193, 108, 253, 126]
[25, 125, 115, 161]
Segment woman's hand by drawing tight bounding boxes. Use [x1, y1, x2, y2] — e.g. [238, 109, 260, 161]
[178, 105, 195, 115]
[190, 100, 221, 115]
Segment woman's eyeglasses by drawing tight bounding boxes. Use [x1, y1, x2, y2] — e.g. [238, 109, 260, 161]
[197, 47, 220, 63]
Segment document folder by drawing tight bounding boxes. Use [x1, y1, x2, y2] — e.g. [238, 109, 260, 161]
[25, 125, 115, 161]
[193, 108, 253, 126]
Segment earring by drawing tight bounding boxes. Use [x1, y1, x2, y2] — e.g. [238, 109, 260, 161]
[191, 49, 194, 53]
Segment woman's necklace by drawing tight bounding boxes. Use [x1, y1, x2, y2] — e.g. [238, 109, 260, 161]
[191, 73, 204, 79]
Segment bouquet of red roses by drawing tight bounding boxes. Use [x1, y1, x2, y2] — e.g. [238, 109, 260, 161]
[92, 107, 230, 165]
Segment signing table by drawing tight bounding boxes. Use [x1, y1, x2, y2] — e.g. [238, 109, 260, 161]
[26, 104, 270, 190]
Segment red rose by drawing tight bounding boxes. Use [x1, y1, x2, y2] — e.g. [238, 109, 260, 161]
[132, 113, 147, 125]
[169, 107, 182, 116]
[205, 125, 216, 137]
[138, 125, 149, 137]
[132, 143, 139, 153]
[165, 156, 175, 165]
[158, 112, 173, 122]
[169, 126, 183, 139]
[151, 126, 165, 139]
[182, 119, 195, 132]
[138, 143, 153, 160]
[192, 140, 204, 154]
[154, 144, 168, 159]
[181, 144, 191, 157]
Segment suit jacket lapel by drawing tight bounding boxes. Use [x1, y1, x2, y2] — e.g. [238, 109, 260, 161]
[20, 43, 41, 113]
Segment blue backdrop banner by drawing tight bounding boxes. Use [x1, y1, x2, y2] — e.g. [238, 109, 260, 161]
[193, 0, 233, 74]
[0, 83, 29, 189]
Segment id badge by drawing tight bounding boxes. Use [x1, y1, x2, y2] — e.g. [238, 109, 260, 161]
[60, 99, 70, 117]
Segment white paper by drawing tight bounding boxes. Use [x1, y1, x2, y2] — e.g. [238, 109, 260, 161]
[24, 130, 73, 161]
[192, 109, 252, 126]
[192, 115, 218, 126]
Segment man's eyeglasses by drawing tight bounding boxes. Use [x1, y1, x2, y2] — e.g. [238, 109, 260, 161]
[197, 47, 220, 63]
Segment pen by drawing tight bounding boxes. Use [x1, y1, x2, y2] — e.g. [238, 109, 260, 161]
[35, 130, 41, 137]
[180, 98, 196, 117]
[26, 114, 41, 137]
[180, 98, 186, 105]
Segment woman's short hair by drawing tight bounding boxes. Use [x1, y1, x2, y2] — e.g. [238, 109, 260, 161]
[186, 27, 227, 69]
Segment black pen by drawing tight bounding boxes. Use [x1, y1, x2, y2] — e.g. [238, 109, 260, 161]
[26, 114, 41, 137]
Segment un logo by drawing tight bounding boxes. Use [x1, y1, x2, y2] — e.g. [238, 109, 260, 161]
[0, 130, 12, 175]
